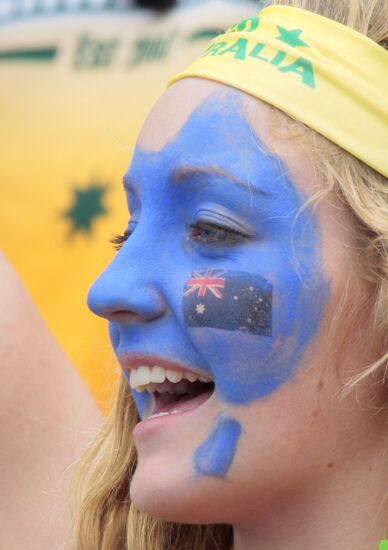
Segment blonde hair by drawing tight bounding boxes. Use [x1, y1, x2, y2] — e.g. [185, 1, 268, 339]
[70, 1, 388, 547]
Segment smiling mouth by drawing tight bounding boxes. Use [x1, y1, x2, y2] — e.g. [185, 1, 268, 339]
[149, 379, 215, 416]
[126, 360, 215, 418]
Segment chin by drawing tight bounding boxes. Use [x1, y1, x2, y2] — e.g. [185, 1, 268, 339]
[129, 458, 232, 525]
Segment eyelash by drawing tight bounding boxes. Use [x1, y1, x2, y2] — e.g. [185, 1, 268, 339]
[110, 232, 130, 251]
[187, 221, 249, 246]
[110, 221, 249, 251]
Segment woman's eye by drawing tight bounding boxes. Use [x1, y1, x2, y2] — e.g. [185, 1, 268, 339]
[110, 229, 133, 251]
[111, 221, 249, 251]
[188, 221, 249, 246]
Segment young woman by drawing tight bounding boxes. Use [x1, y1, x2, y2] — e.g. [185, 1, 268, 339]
[71, 0, 388, 548]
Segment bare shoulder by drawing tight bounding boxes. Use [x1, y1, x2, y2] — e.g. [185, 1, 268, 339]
[0, 253, 104, 550]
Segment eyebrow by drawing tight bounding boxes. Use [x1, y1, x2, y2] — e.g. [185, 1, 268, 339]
[171, 165, 267, 201]
[123, 165, 269, 200]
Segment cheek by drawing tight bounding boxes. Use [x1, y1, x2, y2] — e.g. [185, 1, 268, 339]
[182, 265, 329, 405]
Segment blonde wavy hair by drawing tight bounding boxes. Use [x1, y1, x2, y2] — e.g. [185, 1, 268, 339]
[70, 0, 388, 548]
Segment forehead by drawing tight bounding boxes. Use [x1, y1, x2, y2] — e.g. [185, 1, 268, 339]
[133, 78, 318, 202]
[137, 78, 222, 153]
[130, 80, 291, 199]
[137, 79, 268, 159]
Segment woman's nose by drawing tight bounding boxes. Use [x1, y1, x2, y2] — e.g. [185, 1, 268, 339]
[87, 258, 168, 323]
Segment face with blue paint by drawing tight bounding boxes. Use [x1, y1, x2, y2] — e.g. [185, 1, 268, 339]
[88, 79, 372, 526]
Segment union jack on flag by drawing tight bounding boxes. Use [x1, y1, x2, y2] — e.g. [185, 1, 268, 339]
[183, 269, 226, 299]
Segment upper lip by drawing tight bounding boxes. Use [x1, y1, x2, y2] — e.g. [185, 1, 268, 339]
[118, 353, 213, 381]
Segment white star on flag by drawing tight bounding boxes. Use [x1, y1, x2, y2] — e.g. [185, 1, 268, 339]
[195, 303, 206, 315]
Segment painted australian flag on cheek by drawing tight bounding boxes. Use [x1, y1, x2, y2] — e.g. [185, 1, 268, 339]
[183, 269, 272, 337]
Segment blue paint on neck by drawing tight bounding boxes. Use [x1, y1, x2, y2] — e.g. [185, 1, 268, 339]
[194, 413, 242, 478]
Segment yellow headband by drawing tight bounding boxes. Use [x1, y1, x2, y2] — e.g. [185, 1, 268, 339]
[169, 6, 388, 178]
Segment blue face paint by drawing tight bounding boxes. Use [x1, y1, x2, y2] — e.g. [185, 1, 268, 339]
[194, 413, 242, 478]
[87, 90, 330, 478]
[123, 369, 154, 420]
[133, 390, 153, 421]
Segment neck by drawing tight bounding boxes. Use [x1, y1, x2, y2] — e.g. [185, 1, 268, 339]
[233, 441, 388, 550]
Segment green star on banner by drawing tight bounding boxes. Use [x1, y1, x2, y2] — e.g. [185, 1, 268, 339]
[63, 182, 108, 237]
[276, 26, 310, 48]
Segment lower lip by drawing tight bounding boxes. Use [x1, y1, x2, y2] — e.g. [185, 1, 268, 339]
[132, 389, 214, 441]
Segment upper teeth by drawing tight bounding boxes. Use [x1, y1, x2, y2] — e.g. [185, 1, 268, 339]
[129, 365, 212, 393]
